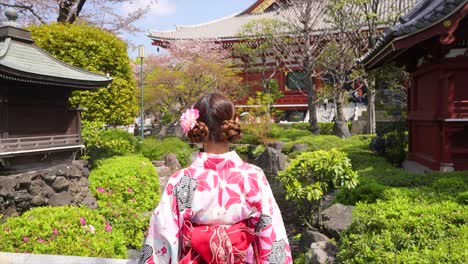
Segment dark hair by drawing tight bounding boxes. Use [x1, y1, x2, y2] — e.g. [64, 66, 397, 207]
[187, 93, 241, 143]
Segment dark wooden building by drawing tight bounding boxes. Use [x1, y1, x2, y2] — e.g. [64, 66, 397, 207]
[362, 0, 468, 171]
[0, 10, 112, 171]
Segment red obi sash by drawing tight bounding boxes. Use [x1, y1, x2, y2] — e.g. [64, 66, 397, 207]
[179, 219, 257, 264]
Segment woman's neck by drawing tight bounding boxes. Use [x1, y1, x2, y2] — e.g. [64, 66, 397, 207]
[203, 141, 230, 154]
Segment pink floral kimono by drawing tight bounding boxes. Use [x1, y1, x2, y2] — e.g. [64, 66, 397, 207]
[139, 151, 292, 264]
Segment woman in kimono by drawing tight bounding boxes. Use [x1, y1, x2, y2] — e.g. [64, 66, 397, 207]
[139, 93, 292, 264]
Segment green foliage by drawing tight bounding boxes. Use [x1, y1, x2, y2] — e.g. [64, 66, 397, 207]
[382, 130, 408, 165]
[337, 189, 468, 263]
[278, 149, 358, 227]
[276, 122, 350, 135]
[268, 125, 312, 142]
[140, 137, 193, 167]
[335, 178, 388, 205]
[252, 145, 266, 158]
[89, 155, 160, 248]
[230, 144, 250, 154]
[82, 123, 139, 162]
[0, 206, 126, 258]
[30, 23, 137, 125]
[279, 149, 358, 202]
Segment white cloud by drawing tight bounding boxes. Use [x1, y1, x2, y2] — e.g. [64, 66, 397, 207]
[122, 0, 176, 17]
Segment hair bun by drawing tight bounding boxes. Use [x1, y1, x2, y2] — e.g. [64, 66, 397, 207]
[220, 120, 241, 142]
[188, 121, 209, 143]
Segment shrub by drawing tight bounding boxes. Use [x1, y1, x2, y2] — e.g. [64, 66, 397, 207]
[337, 189, 468, 263]
[140, 137, 193, 166]
[278, 149, 358, 228]
[382, 130, 408, 165]
[0, 206, 127, 258]
[83, 124, 139, 162]
[252, 145, 266, 158]
[31, 23, 137, 125]
[335, 179, 388, 205]
[89, 155, 160, 249]
[276, 122, 351, 135]
[268, 125, 312, 142]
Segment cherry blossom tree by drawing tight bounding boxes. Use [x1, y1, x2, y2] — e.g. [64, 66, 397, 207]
[0, 0, 157, 33]
[134, 40, 245, 137]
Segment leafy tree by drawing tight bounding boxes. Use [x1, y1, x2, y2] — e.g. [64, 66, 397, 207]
[136, 40, 245, 137]
[327, 0, 414, 133]
[31, 23, 138, 125]
[275, 0, 331, 134]
[278, 148, 358, 229]
[0, 0, 157, 33]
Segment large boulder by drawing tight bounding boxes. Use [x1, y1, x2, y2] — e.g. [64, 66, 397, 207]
[321, 203, 354, 240]
[254, 147, 287, 175]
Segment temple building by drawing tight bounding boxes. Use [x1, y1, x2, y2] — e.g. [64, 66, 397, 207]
[148, 0, 417, 121]
[361, 0, 468, 171]
[0, 9, 112, 172]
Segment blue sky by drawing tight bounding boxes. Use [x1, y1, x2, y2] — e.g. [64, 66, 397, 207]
[125, 0, 256, 58]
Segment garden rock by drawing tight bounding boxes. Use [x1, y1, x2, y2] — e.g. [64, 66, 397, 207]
[292, 144, 308, 152]
[299, 230, 330, 252]
[52, 177, 70, 191]
[254, 147, 287, 175]
[305, 241, 336, 264]
[48, 192, 73, 206]
[164, 153, 181, 172]
[321, 203, 354, 240]
[333, 121, 351, 138]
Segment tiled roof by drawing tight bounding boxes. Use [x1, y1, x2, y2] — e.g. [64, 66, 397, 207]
[0, 24, 112, 89]
[148, 0, 418, 43]
[360, 0, 468, 65]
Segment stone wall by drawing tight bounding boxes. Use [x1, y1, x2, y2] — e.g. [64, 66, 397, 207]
[0, 160, 96, 219]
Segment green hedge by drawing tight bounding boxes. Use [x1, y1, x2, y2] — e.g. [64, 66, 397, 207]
[338, 188, 468, 263]
[0, 206, 127, 258]
[90, 155, 160, 249]
[82, 122, 139, 163]
[140, 137, 193, 167]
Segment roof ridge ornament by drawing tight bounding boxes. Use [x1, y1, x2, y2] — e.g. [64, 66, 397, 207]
[3, 8, 20, 27]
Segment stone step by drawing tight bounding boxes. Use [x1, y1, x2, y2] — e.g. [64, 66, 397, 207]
[0, 252, 136, 264]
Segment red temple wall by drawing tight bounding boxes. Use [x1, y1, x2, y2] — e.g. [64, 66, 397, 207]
[408, 58, 468, 170]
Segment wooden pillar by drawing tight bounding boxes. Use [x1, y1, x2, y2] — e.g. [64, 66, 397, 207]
[0, 87, 8, 138]
[440, 124, 457, 172]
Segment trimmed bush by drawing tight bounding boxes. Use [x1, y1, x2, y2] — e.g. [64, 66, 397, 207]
[0, 206, 127, 258]
[31, 23, 137, 125]
[89, 155, 160, 249]
[83, 125, 139, 162]
[276, 122, 351, 135]
[278, 148, 358, 227]
[335, 178, 388, 205]
[338, 188, 468, 263]
[140, 137, 193, 167]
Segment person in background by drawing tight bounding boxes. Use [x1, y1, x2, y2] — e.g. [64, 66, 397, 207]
[139, 93, 292, 264]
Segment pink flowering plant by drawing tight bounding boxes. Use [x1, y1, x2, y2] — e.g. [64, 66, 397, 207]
[180, 107, 200, 135]
[89, 155, 160, 248]
[0, 206, 126, 258]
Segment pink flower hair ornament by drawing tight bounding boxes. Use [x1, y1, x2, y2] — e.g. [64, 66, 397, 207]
[180, 107, 200, 136]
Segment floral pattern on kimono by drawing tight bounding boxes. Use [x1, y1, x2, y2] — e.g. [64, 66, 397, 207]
[141, 151, 292, 264]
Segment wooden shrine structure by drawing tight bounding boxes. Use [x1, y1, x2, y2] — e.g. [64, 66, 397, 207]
[148, 0, 417, 120]
[361, 0, 468, 171]
[0, 9, 112, 171]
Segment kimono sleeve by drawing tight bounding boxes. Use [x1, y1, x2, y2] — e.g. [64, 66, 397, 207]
[139, 171, 183, 264]
[251, 169, 293, 264]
